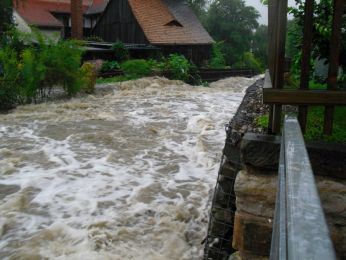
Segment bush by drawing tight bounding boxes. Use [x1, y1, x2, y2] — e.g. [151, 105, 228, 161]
[0, 29, 85, 109]
[121, 59, 151, 78]
[101, 60, 120, 72]
[147, 58, 166, 73]
[165, 54, 192, 82]
[0, 47, 20, 109]
[112, 41, 129, 61]
[81, 63, 97, 94]
[233, 52, 264, 73]
[209, 42, 226, 69]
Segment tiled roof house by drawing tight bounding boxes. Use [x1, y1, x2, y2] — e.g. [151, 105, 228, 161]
[92, 0, 214, 65]
[13, 0, 108, 39]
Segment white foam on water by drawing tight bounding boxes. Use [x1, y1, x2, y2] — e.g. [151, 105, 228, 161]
[0, 76, 260, 259]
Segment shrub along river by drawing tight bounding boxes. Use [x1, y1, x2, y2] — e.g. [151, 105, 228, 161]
[0, 76, 259, 259]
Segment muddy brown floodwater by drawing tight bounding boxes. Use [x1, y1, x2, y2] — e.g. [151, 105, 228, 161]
[0, 76, 260, 259]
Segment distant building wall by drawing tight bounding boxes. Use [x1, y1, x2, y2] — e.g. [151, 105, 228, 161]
[92, 0, 148, 44]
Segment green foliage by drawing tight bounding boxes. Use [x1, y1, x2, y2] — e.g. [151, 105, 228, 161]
[233, 52, 264, 73]
[252, 25, 268, 68]
[0, 0, 13, 39]
[0, 29, 85, 109]
[165, 54, 192, 82]
[147, 58, 166, 72]
[21, 48, 46, 101]
[205, 0, 259, 65]
[288, 0, 346, 79]
[101, 61, 120, 72]
[305, 107, 346, 143]
[186, 0, 207, 19]
[309, 80, 326, 90]
[255, 107, 346, 143]
[42, 37, 85, 96]
[121, 59, 152, 78]
[112, 41, 129, 61]
[256, 114, 269, 129]
[209, 42, 226, 69]
[0, 47, 20, 109]
[81, 63, 97, 94]
[96, 55, 204, 86]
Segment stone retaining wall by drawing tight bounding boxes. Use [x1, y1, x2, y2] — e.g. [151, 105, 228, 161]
[231, 133, 346, 259]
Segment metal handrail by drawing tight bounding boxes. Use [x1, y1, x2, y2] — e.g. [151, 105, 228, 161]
[270, 116, 336, 260]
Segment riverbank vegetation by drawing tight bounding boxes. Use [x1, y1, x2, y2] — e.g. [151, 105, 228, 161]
[0, 30, 95, 110]
[97, 54, 203, 85]
[188, 0, 268, 71]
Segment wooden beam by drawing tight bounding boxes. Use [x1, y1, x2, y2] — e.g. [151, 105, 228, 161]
[263, 89, 346, 105]
[298, 0, 314, 133]
[324, 0, 345, 135]
[71, 0, 83, 40]
[267, 0, 288, 134]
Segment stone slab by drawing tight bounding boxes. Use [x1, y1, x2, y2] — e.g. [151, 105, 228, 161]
[240, 133, 281, 171]
[233, 211, 272, 257]
[234, 170, 277, 218]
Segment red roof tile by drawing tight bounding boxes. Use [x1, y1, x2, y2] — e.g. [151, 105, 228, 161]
[128, 0, 213, 45]
[14, 0, 107, 28]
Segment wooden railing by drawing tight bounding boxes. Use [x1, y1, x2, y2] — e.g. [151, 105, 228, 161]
[270, 116, 336, 259]
[97, 68, 257, 82]
[264, 0, 346, 134]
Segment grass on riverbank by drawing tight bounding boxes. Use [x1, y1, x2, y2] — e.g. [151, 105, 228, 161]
[256, 81, 346, 143]
[256, 107, 346, 143]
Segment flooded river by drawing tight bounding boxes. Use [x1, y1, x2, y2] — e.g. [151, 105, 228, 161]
[0, 76, 258, 259]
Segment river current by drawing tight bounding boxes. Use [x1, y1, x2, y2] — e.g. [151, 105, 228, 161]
[0, 76, 258, 259]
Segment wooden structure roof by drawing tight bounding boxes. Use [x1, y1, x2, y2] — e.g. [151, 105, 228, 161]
[14, 0, 108, 28]
[127, 0, 213, 45]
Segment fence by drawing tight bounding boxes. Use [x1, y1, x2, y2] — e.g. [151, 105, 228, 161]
[97, 68, 256, 82]
[264, 0, 346, 134]
[270, 116, 336, 259]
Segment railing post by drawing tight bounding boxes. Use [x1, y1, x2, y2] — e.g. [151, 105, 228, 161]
[298, 0, 314, 133]
[324, 0, 345, 135]
[267, 0, 288, 134]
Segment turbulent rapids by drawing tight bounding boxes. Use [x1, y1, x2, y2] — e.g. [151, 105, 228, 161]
[0, 76, 259, 259]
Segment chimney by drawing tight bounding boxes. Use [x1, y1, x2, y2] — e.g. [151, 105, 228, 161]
[71, 0, 83, 39]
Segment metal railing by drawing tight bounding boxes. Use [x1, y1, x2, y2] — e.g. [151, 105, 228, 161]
[270, 116, 336, 260]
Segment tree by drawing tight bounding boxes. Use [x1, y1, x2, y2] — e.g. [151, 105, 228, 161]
[205, 0, 260, 65]
[252, 24, 268, 67]
[0, 0, 13, 39]
[288, 0, 346, 74]
[187, 0, 208, 18]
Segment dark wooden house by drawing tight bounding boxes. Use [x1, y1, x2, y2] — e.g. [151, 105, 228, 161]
[92, 0, 214, 65]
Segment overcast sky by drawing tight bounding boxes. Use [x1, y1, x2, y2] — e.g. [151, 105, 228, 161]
[244, 0, 297, 25]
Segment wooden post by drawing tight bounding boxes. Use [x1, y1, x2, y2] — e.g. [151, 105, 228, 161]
[298, 0, 314, 133]
[71, 0, 83, 40]
[267, 0, 288, 134]
[324, 0, 344, 135]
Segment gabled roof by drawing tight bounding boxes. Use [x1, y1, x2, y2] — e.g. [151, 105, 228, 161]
[127, 0, 213, 45]
[14, 0, 107, 28]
